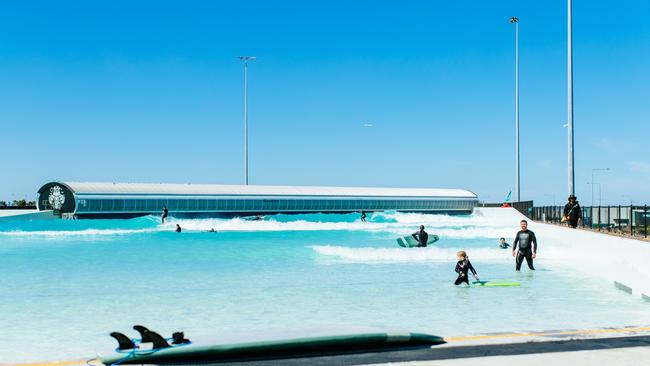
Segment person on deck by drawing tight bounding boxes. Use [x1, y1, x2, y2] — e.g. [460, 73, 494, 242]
[563, 195, 582, 229]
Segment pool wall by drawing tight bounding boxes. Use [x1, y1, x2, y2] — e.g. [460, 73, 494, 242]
[478, 207, 650, 300]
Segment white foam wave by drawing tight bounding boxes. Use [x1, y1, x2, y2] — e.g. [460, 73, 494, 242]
[165, 215, 514, 239]
[310, 245, 511, 262]
[164, 217, 375, 232]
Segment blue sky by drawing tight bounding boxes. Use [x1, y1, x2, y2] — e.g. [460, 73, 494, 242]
[1, 0, 649, 205]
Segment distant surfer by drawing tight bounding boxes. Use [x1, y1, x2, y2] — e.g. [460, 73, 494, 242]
[161, 206, 168, 224]
[207, 228, 216, 233]
[499, 237, 510, 249]
[454, 251, 479, 285]
[175, 224, 182, 233]
[411, 225, 429, 247]
[360, 211, 367, 222]
[563, 195, 582, 228]
[512, 220, 537, 271]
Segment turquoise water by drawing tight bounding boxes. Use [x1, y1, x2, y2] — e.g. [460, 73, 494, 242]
[1, 212, 649, 362]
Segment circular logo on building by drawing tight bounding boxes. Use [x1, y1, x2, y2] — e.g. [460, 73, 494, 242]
[48, 186, 66, 210]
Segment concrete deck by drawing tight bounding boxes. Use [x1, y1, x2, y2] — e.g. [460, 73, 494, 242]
[7, 326, 650, 366]
[0, 209, 54, 221]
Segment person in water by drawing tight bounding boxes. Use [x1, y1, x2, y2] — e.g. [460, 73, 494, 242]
[175, 224, 182, 233]
[412, 225, 429, 247]
[161, 206, 168, 224]
[499, 237, 510, 249]
[454, 251, 479, 285]
[512, 219, 537, 271]
[563, 195, 582, 229]
[360, 211, 367, 222]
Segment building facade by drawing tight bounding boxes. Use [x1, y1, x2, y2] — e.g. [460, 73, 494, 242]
[37, 182, 478, 219]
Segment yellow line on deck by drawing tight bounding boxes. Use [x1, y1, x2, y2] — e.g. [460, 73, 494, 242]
[444, 326, 650, 342]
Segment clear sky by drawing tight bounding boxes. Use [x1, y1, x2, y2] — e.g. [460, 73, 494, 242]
[1, 0, 649, 205]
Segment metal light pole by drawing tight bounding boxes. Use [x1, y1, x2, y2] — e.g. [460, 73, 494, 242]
[239, 56, 256, 185]
[587, 182, 601, 206]
[567, 0, 575, 197]
[510, 17, 520, 202]
[591, 168, 610, 206]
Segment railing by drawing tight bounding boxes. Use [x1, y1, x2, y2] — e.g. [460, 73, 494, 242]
[478, 200, 534, 218]
[531, 205, 649, 238]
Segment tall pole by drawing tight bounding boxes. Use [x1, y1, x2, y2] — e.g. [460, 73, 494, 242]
[567, 0, 575, 197]
[591, 167, 610, 206]
[510, 17, 520, 202]
[591, 169, 596, 207]
[239, 56, 256, 185]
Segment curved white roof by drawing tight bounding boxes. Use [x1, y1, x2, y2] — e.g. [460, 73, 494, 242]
[57, 182, 477, 199]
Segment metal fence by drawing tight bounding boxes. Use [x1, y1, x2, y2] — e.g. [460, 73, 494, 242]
[478, 201, 534, 218]
[531, 205, 650, 238]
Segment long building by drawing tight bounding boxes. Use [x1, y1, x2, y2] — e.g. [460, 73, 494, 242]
[36, 182, 478, 219]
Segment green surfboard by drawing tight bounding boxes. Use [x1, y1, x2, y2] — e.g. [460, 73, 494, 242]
[397, 234, 439, 247]
[100, 332, 445, 365]
[472, 281, 520, 287]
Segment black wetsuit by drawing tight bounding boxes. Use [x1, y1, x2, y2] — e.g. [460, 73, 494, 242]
[412, 230, 429, 247]
[499, 242, 510, 249]
[175, 225, 181, 233]
[454, 259, 477, 285]
[162, 208, 168, 224]
[361, 212, 367, 222]
[513, 229, 537, 270]
[563, 202, 582, 228]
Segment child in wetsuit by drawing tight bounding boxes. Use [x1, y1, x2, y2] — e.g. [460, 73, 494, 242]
[454, 251, 479, 285]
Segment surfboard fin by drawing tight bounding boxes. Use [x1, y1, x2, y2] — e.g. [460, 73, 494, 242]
[110, 332, 135, 351]
[144, 330, 172, 349]
[171, 331, 191, 345]
[133, 325, 153, 343]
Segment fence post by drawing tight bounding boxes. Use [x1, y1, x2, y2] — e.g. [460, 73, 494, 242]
[630, 206, 634, 236]
[643, 205, 648, 238]
[598, 206, 601, 231]
[618, 205, 621, 231]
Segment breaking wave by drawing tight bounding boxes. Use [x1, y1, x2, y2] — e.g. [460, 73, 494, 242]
[309, 245, 510, 263]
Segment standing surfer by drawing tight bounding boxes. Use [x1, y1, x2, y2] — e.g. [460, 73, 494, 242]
[412, 225, 429, 247]
[512, 219, 537, 271]
[454, 251, 479, 285]
[161, 206, 168, 224]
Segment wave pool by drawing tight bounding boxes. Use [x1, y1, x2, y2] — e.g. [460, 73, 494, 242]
[1, 210, 649, 362]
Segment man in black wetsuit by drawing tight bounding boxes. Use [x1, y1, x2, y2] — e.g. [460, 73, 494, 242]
[563, 195, 582, 228]
[412, 225, 429, 247]
[512, 219, 537, 271]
